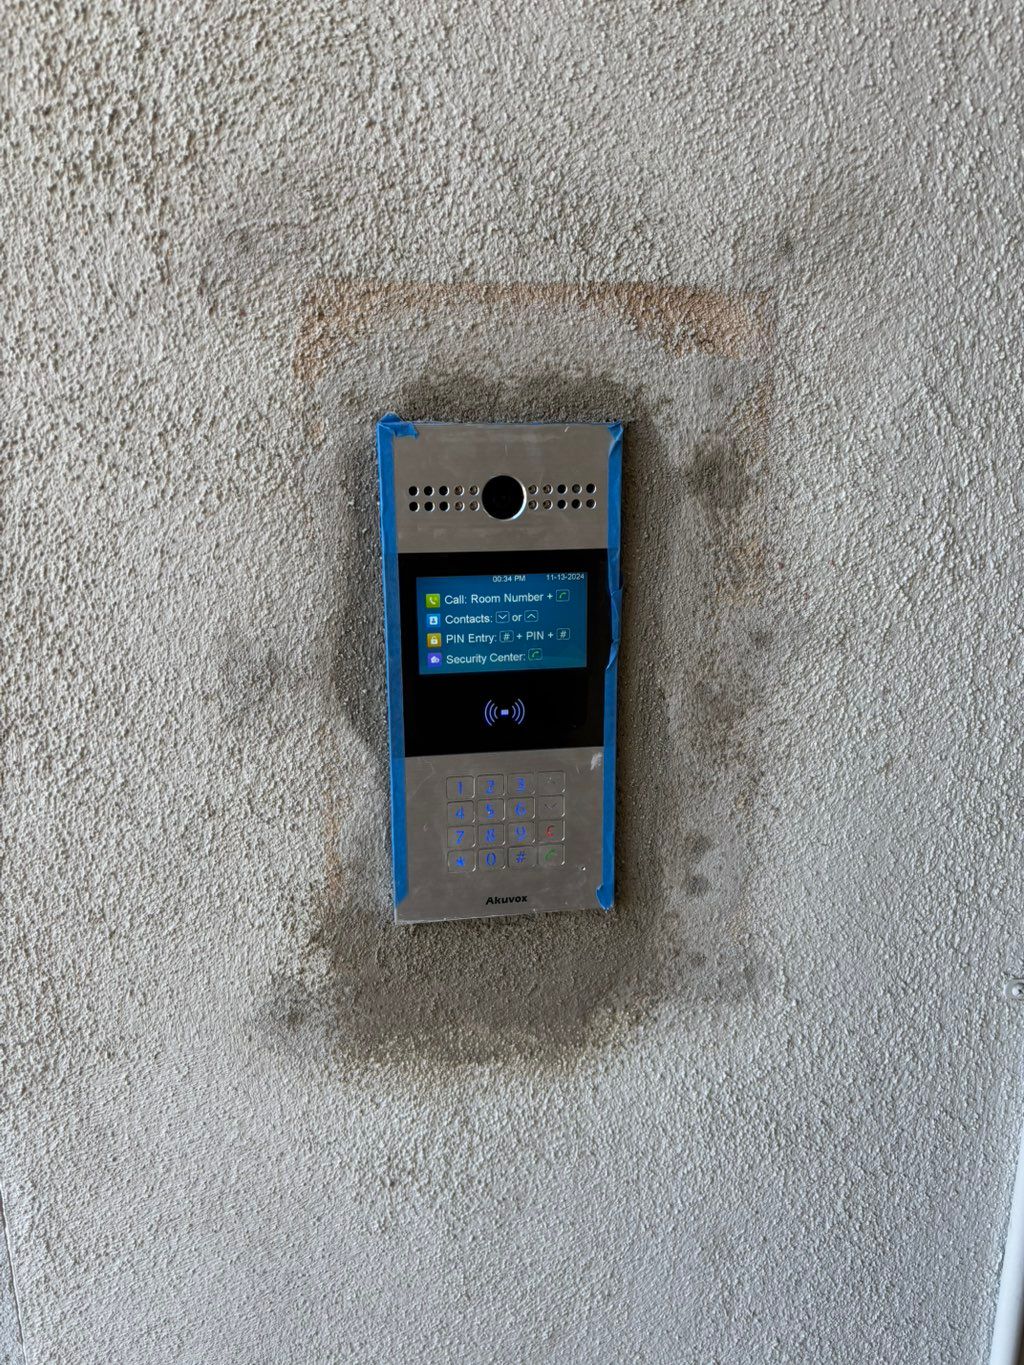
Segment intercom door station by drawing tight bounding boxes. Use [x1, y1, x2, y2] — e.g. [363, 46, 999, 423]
[376, 417, 622, 924]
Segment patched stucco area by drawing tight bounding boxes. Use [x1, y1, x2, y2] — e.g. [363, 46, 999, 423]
[3, 2, 1023, 1363]
[263, 280, 776, 1066]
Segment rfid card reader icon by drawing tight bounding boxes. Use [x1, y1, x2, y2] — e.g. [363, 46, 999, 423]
[483, 698, 525, 726]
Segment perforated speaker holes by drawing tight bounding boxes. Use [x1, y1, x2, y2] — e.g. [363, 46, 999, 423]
[407, 481, 597, 512]
[406, 483, 474, 512]
[525, 481, 598, 511]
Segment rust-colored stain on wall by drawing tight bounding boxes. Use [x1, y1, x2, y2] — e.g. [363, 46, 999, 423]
[293, 281, 771, 388]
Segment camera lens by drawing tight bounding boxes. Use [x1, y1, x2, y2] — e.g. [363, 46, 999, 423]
[481, 474, 526, 520]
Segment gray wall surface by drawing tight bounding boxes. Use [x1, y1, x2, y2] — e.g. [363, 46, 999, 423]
[3, 2, 1022, 1362]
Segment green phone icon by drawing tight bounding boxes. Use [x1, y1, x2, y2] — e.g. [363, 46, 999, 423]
[528, 648, 542, 661]
[425, 592, 440, 609]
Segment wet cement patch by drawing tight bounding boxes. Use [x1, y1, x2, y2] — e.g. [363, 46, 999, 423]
[253, 282, 780, 1068]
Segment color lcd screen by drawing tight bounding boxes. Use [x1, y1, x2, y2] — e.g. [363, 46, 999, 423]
[416, 572, 588, 675]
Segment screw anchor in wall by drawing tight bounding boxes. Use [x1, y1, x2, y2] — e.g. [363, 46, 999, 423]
[1002, 977, 1024, 1003]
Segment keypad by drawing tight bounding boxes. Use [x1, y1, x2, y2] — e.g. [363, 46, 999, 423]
[445, 770, 567, 873]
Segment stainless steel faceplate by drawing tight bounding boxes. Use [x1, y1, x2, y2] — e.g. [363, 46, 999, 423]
[399, 745, 604, 924]
[392, 423, 612, 554]
[386, 421, 616, 924]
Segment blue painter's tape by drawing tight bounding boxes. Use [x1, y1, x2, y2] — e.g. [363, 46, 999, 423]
[597, 422, 623, 911]
[380, 413, 419, 439]
[376, 415, 418, 908]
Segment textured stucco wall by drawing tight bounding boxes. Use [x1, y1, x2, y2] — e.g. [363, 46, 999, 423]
[4, 2, 1023, 1362]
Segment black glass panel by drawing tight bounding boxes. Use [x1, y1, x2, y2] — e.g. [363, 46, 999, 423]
[397, 548, 610, 757]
